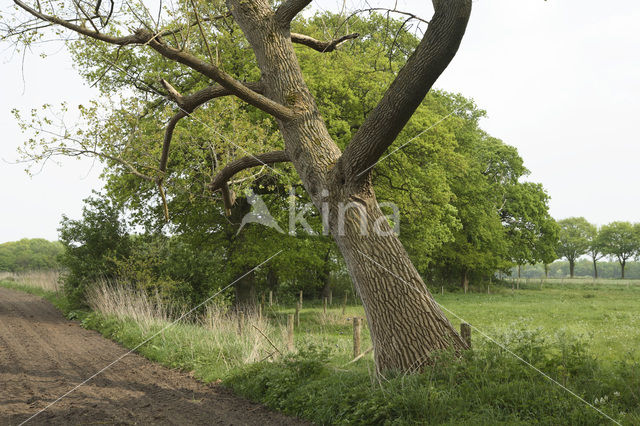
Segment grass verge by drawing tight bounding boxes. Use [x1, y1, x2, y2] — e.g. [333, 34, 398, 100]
[2, 278, 639, 424]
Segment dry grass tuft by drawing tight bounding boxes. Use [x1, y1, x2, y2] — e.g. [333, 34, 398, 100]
[202, 305, 287, 365]
[0, 270, 61, 292]
[86, 281, 175, 329]
[86, 281, 288, 369]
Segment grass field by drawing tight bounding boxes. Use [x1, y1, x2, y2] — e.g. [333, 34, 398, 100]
[2, 276, 640, 424]
[432, 281, 640, 363]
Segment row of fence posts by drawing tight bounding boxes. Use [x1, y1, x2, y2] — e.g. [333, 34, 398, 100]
[236, 288, 474, 359]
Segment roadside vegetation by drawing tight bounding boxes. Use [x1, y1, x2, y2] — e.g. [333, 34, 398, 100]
[2, 274, 639, 424]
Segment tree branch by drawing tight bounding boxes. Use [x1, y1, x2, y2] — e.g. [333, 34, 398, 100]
[274, 0, 312, 25]
[209, 150, 290, 192]
[157, 80, 264, 174]
[13, 0, 147, 45]
[59, 148, 156, 182]
[156, 80, 263, 219]
[13, 0, 296, 121]
[160, 79, 263, 113]
[339, 0, 472, 185]
[291, 32, 359, 53]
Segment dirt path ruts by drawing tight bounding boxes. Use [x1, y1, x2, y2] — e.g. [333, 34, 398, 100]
[0, 287, 308, 425]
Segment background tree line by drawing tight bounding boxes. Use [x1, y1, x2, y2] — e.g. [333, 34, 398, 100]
[554, 218, 640, 279]
[515, 259, 640, 280]
[0, 238, 62, 272]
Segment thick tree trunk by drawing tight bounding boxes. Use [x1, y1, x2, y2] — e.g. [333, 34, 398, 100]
[621, 260, 626, 279]
[593, 258, 598, 279]
[569, 260, 575, 278]
[328, 195, 467, 372]
[228, 0, 470, 373]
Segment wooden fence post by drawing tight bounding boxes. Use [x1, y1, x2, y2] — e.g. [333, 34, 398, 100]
[341, 292, 348, 315]
[460, 322, 471, 348]
[287, 314, 294, 351]
[299, 290, 303, 307]
[353, 317, 361, 358]
[295, 302, 301, 327]
[237, 311, 244, 335]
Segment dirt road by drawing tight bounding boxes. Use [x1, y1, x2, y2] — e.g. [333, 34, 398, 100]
[0, 287, 307, 425]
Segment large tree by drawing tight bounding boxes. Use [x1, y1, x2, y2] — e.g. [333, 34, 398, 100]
[5, 0, 473, 372]
[556, 217, 595, 278]
[599, 221, 640, 279]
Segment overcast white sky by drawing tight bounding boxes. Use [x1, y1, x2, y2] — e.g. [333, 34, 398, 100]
[1, 0, 639, 243]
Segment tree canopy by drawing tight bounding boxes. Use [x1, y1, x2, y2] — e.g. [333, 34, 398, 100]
[556, 217, 595, 278]
[599, 221, 640, 279]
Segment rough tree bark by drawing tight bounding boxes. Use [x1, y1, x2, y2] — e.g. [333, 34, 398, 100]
[13, 0, 473, 373]
[226, 0, 472, 372]
[593, 258, 599, 279]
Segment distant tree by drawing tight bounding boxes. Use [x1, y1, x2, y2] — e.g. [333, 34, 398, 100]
[599, 222, 640, 279]
[587, 226, 605, 279]
[556, 217, 594, 278]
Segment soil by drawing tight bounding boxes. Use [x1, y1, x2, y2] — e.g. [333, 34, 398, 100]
[0, 287, 308, 425]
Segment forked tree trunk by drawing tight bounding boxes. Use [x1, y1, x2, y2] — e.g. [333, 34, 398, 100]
[229, 0, 471, 373]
